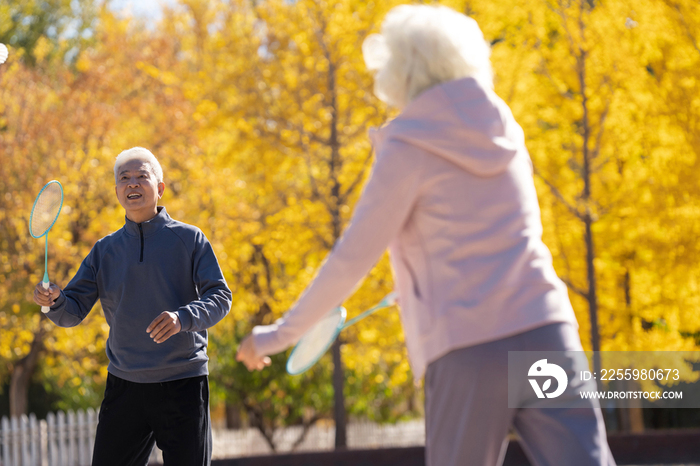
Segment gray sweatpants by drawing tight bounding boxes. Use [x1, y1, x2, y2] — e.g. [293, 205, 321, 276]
[425, 322, 616, 466]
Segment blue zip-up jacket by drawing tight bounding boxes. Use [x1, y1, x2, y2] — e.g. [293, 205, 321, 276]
[46, 206, 232, 383]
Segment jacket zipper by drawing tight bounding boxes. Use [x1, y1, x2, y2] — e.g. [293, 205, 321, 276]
[138, 224, 144, 263]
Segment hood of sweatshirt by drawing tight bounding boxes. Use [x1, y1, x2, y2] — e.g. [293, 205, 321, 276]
[370, 77, 525, 177]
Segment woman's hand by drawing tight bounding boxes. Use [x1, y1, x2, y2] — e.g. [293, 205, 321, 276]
[236, 334, 272, 371]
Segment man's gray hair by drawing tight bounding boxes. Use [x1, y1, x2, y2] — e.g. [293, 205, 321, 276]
[114, 147, 163, 183]
[364, 5, 493, 108]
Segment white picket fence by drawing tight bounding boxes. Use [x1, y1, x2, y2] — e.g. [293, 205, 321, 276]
[212, 419, 426, 457]
[0, 410, 161, 466]
[1, 409, 425, 465]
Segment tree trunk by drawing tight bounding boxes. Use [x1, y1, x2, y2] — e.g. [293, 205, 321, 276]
[585, 215, 602, 388]
[9, 329, 45, 418]
[619, 269, 644, 432]
[325, 41, 347, 448]
[577, 40, 602, 385]
[331, 339, 347, 449]
[225, 402, 243, 429]
[616, 378, 645, 433]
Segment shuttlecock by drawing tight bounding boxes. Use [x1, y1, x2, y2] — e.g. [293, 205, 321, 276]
[0, 44, 8, 64]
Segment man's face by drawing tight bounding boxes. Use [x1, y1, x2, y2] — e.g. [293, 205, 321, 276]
[115, 159, 164, 223]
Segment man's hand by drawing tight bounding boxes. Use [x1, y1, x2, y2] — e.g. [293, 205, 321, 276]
[147, 311, 182, 344]
[33, 281, 60, 308]
[236, 334, 271, 371]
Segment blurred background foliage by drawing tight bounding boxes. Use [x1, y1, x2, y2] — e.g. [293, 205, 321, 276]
[1, 0, 699, 446]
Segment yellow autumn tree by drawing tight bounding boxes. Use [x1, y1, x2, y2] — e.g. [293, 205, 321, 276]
[447, 0, 700, 430]
[442, 0, 700, 353]
[4, 0, 699, 440]
[152, 0, 700, 438]
[0, 5, 202, 416]
[149, 0, 420, 448]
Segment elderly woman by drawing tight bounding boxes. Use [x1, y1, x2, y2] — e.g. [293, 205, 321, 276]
[237, 5, 615, 466]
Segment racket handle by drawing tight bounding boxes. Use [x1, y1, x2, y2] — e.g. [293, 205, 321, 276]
[41, 281, 50, 314]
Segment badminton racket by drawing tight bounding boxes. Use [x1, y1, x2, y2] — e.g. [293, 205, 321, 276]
[286, 291, 398, 375]
[29, 180, 63, 313]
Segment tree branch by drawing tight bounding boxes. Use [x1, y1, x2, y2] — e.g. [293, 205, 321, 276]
[560, 277, 589, 300]
[339, 146, 374, 201]
[290, 413, 324, 451]
[672, 2, 700, 56]
[533, 166, 584, 220]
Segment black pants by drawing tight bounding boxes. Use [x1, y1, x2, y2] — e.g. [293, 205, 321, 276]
[92, 373, 211, 466]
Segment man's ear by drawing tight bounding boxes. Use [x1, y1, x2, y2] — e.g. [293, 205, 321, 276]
[158, 182, 165, 198]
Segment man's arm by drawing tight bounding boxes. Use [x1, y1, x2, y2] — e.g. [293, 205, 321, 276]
[41, 252, 99, 327]
[176, 231, 232, 332]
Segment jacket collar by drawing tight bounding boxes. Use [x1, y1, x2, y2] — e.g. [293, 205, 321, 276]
[368, 77, 521, 177]
[124, 206, 170, 237]
[369, 77, 484, 149]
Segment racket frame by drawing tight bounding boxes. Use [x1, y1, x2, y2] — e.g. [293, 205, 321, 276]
[29, 180, 64, 239]
[29, 180, 64, 313]
[342, 291, 398, 328]
[286, 306, 347, 375]
[285, 291, 399, 375]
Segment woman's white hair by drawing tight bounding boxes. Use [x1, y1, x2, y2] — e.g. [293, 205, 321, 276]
[114, 147, 163, 183]
[363, 4, 493, 108]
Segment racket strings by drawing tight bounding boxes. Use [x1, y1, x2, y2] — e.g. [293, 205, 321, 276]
[31, 184, 62, 237]
[287, 309, 345, 374]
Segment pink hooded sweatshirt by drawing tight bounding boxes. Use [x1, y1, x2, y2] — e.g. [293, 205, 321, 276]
[253, 77, 578, 380]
